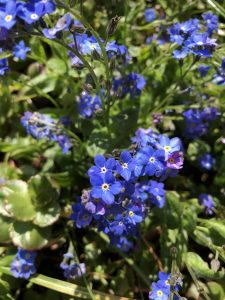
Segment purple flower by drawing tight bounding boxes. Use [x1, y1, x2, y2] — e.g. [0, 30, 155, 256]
[167, 151, 184, 169]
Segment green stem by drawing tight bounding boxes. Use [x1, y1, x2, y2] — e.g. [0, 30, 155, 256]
[55, 0, 112, 132]
[186, 264, 211, 300]
[65, 226, 96, 300]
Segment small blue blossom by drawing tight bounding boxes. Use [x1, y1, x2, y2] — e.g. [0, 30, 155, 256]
[116, 150, 135, 181]
[199, 153, 215, 170]
[0, 48, 8, 75]
[135, 146, 165, 177]
[88, 154, 116, 178]
[90, 172, 122, 205]
[198, 193, 214, 214]
[60, 253, 86, 280]
[144, 8, 156, 23]
[198, 65, 211, 78]
[71, 203, 92, 228]
[13, 40, 30, 60]
[202, 12, 218, 34]
[21, 112, 72, 154]
[0, 0, 17, 30]
[10, 248, 37, 279]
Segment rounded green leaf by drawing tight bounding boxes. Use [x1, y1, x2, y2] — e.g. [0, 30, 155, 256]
[0, 215, 11, 243]
[28, 175, 59, 208]
[33, 202, 61, 227]
[10, 221, 51, 250]
[3, 180, 36, 221]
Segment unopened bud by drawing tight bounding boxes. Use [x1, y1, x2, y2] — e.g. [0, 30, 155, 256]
[106, 16, 121, 37]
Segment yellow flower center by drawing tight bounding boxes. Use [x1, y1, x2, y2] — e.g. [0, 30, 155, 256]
[164, 146, 171, 152]
[102, 183, 109, 191]
[169, 158, 175, 163]
[5, 15, 12, 22]
[156, 196, 161, 201]
[157, 290, 163, 297]
[128, 211, 134, 217]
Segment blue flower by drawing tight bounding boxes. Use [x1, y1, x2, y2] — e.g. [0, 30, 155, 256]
[0, 1, 17, 30]
[202, 12, 218, 34]
[29, 0, 56, 15]
[10, 248, 37, 279]
[88, 154, 116, 178]
[149, 180, 165, 208]
[13, 40, 30, 60]
[136, 146, 165, 177]
[198, 193, 214, 215]
[173, 49, 188, 60]
[149, 282, 169, 300]
[77, 91, 102, 118]
[43, 13, 72, 39]
[184, 32, 217, 57]
[60, 253, 86, 280]
[199, 153, 215, 170]
[71, 203, 92, 228]
[125, 204, 143, 225]
[198, 65, 210, 77]
[158, 135, 181, 159]
[144, 8, 156, 23]
[21, 112, 72, 154]
[0, 48, 8, 75]
[17, 3, 45, 24]
[90, 172, 122, 205]
[110, 214, 128, 236]
[116, 150, 135, 181]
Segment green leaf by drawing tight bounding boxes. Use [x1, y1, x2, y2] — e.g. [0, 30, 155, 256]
[0, 279, 10, 295]
[207, 281, 225, 300]
[183, 252, 224, 280]
[3, 180, 36, 222]
[0, 267, 132, 300]
[28, 175, 59, 208]
[46, 58, 68, 75]
[33, 201, 60, 227]
[10, 221, 51, 250]
[0, 216, 11, 243]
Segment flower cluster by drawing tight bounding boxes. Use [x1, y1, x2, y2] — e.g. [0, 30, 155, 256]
[149, 272, 182, 300]
[21, 112, 72, 154]
[183, 107, 219, 139]
[77, 90, 103, 118]
[112, 73, 146, 99]
[10, 248, 37, 279]
[60, 253, 86, 280]
[0, 0, 55, 30]
[168, 12, 218, 60]
[198, 193, 214, 215]
[71, 128, 183, 251]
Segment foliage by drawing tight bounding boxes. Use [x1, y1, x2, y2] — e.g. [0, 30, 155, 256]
[0, 0, 225, 299]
